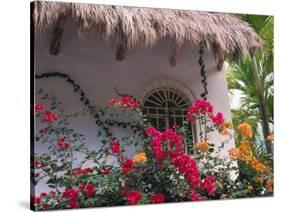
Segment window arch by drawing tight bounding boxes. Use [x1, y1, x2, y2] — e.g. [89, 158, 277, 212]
[142, 87, 196, 153]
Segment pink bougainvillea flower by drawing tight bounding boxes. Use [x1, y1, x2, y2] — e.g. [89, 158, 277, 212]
[151, 193, 166, 203]
[145, 127, 160, 136]
[124, 191, 142, 205]
[32, 196, 41, 205]
[200, 176, 216, 196]
[62, 189, 79, 199]
[102, 169, 112, 175]
[34, 160, 41, 168]
[121, 159, 134, 174]
[41, 110, 59, 123]
[109, 96, 140, 110]
[40, 192, 47, 198]
[210, 112, 225, 126]
[43, 204, 49, 210]
[49, 191, 56, 197]
[55, 138, 70, 150]
[108, 98, 117, 105]
[79, 184, 95, 197]
[111, 140, 120, 154]
[75, 167, 92, 176]
[62, 188, 79, 208]
[186, 99, 213, 122]
[189, 190, 205, 201]
[145, 127, 202, 189]
[35, 103, 45, 111]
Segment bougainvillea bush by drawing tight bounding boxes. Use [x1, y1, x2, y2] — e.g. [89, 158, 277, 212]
[31, 91, 273, 211]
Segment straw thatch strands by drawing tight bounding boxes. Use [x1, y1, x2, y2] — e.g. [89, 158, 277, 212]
[32, 1, 262, 68]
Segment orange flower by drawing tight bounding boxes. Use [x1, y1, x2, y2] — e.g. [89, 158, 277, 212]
[250, 158, 266, 173]
[228, 148, 240, 160]
[132, 152, 147, 163]
[228, 141, 252, 162]
[267, 133, 274, 142]
[215, 180, 223, 189]
[222, 129, 230, 136]
[219, 121, 232, 136]
[265, 179, 273, 191]
[196, 140, 209, 153]
[237, 122, 252, 138]
[247, 185, 253, 192]
[255, 177, 264, 184]
[238, 141, 252, 162]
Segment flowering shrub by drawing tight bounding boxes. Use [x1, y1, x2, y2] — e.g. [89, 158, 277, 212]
[32, 92, 273, 210]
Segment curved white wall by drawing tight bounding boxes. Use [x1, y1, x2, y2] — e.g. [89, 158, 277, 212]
[34, 19, 235, 193]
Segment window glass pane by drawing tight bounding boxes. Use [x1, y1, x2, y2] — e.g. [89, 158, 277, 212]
[143, 87, 195, 151]
[158, 118, 165, 131]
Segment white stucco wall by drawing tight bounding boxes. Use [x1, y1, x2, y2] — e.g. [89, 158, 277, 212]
[34, 19, 235, 193]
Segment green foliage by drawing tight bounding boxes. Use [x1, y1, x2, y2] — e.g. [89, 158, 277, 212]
[227, 15, 274, 154]
[32, 90, 273, 210]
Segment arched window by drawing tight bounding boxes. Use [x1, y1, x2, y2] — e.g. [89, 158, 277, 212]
[143, 87, 195, 152]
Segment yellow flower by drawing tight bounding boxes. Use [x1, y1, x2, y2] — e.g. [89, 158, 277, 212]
[267, 133, 274, 142]
[133, 152, 147, 163]
[250, 158, 266, 173]
[237, 122, 252, 138]
[196, 140, 209, 153]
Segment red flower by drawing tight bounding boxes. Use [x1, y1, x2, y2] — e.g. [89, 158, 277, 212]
[43, 204, 49, 210]
[200, 176, 216, 196]
[186, 99, 213, 122]
[145, 127, 160, 136]
[210, 112, 225, 126]
[32, 196, 41, 205]
[35, 103, 45, 112]
[40, 192, 47, 197]
[75, 167, 92, 176]
[62, 188, 79, 208]
[55, 138, 70, 150]
[49, 191, 56, 197]
[121, 159, 134, 174]
[62, 189, 79, 199]
[79, 184, 95, 197]
[124, 191, 142, 205]
[146, 127, 201, 189]
[69, 200, 79, 208]
[189, 190, 205, 201]
[34, 160, 41, 167]
[151, 193, 165, 203]
[41, 110, 59, 123]
[102, 169, 112, 175]
[108, 98, 117, 105]
[111, 140, 120, 154]
[109, 96, 140, 109]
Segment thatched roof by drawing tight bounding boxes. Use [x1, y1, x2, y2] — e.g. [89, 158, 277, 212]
[32, 1, 262, 64]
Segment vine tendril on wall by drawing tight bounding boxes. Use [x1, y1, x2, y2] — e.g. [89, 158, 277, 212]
[35, 72, 113, 139]
[198, 45, 208, 101]
[197, 44, 209, 141]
